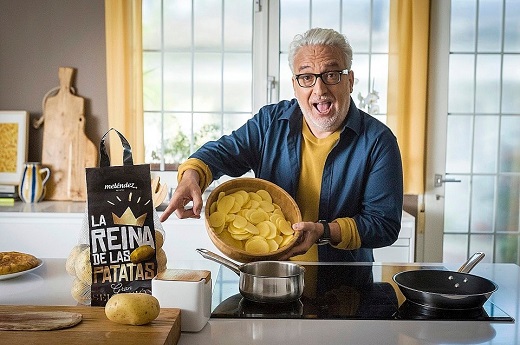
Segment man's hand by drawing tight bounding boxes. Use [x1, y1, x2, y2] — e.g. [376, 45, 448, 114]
[279, 222, 324, 260]
[159, 170, 204, 222]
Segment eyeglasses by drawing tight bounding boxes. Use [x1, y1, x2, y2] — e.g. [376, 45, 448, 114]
[294, 70, 349, 88]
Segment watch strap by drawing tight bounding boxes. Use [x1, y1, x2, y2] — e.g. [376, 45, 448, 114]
[316, 220, 331, 245]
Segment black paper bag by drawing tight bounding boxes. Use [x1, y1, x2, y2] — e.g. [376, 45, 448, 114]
[85, 128, 157, 306]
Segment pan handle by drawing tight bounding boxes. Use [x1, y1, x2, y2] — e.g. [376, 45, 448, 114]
[196, 248, 241, 275]
[457, 252, 485, 273]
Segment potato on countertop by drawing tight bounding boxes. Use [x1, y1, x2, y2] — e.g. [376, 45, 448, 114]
[105, 293, 160, 325]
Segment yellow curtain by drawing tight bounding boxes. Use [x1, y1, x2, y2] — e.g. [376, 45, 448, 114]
[387, 0, 430, 194]
[104, 0, 144, 164]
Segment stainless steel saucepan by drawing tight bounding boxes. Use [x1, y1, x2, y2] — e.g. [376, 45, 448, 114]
[196, 248, 305, 303]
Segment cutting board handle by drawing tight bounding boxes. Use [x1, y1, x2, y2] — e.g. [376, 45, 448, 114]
[99, 128, 134, 167]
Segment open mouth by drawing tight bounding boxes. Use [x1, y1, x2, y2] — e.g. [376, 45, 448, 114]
[314, 101, 332, 114]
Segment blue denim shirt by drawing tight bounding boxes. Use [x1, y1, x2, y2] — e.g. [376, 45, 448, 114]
[192, 98, 403, 262]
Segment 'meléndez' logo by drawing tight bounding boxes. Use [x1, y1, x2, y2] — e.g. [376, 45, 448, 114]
[104, 182, 137, 190]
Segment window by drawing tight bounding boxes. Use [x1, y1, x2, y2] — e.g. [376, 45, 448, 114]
[442, 0, 520, 264]
[142, 0, 254, 171]
[142, 0, 390, 172]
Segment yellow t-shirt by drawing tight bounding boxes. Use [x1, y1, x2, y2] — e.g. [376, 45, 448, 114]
[291, 119, 340, 261]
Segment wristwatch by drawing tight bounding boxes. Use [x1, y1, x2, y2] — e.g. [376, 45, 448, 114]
[316, 220, 331, 245]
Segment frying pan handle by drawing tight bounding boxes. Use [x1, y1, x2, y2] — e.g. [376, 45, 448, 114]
[196, 248, 241, 275]
[457, 252, 485, 273]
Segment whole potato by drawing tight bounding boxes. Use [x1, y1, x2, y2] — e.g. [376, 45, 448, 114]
[155, 230, 164, 249]
[105, 293, 160, 325]
[65, 244, 88, 276]
[130, 245, 155, 264]
[156, 248, 167, 273]
[71, 277, 91, 305]
[74, 247, 92, 284]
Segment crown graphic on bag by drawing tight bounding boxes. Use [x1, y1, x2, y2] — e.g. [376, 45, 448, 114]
[112, 207, 147, 227]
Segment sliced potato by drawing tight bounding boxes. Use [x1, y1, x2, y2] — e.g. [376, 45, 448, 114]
[273, 235, 283, 245]
[232, 215, 248, 229]
[280, 234, 294, 247]
[248, 191, 262, 202]
[230, 232, 253, 241]
[209, 188, 295, 254]
[244, 222, 260, 235]
[219, 231, 244, 250]
[231, 192, 245, 207]
[248, 209, 267, 224]
[209, 211, 226, 228]
[213, 224, 225, 234]
[217, 195, 235, 214]
[259, 200, 275, 213]
[279, 220, 294, 235]
[257, 221, 271, 238]
[228, 201, 242, 214]
[267, 238, 279, 252]
[245, 236, 270, 254]
[256, 189, 272, 203]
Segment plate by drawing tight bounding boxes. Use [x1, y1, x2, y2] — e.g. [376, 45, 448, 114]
[0, 259, 44, 281]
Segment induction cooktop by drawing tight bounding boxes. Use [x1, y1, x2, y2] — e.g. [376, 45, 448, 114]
[210, 263, 514, 321]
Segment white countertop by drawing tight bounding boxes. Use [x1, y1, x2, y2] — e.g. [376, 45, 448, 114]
[0, 200, 87, 215]
[0, 200, 415, 220]
[0, 258, 518, 345]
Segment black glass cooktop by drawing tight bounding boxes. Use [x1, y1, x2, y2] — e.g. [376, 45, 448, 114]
[211, 263, 514, 321]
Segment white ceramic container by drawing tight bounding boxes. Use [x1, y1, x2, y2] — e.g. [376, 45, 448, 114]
[152, 269, 212, 332]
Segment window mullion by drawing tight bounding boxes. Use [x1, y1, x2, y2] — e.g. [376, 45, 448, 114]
[190, 0, 195, 154]
[160, 0, 165, 171]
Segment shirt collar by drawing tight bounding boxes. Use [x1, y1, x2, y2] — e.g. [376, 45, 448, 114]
[342, 97, 362, 136]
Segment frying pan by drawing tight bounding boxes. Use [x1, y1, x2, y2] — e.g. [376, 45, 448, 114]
[196, 248, 305, 303]
[393, 252, 498, 309]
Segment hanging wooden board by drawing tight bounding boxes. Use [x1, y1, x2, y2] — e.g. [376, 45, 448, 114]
[41, 67, 97, 201]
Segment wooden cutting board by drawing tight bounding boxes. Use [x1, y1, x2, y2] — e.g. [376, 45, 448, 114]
[0, 305, 181, 345]
[0, 310, 82, 330]
[41, 67, 97, 201]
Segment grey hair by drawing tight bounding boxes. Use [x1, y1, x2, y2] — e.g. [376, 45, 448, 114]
[288, 28, 353, 73]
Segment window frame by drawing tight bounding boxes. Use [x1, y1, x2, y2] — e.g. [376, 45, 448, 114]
[143, 0, 389, 183]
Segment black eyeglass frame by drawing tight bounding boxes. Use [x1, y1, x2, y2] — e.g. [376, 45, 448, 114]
[294, 69, 350, 88]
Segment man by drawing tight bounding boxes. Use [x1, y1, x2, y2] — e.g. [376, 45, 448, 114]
[160, 28, 403, 262]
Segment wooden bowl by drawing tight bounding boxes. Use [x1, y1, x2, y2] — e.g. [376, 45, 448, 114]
[204, 178, 302, 263]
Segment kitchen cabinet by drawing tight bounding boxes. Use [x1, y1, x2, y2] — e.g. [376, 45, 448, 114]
[0, 202, 415, 262]
[374, 211, 415, 262]
[0, 201, 219, 263]
[0, 202, 85, 258]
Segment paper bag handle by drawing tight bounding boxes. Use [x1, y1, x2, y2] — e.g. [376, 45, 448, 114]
[99, 128, 134, 167]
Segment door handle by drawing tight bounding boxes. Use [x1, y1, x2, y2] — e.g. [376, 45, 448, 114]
[267, 76, 276, 104]
[434, 174, 462, 187]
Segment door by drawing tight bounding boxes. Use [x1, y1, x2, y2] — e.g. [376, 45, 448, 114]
[423, 0, 520, 264]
